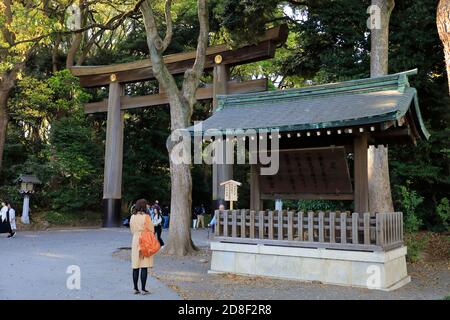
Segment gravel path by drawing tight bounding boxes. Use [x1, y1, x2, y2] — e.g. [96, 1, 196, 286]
[0, 228, 180, 300]
[1, 227, 448, 300]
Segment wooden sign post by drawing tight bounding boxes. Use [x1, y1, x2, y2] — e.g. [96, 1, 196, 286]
[220, 180, 242, 210]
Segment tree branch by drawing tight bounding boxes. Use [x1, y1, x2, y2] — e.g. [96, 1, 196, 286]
[140, 0, 165, 52]
[140, 0, 179, 93]
[161, 0, 173, 52]
[1, 0, 145, 49]
[182, 0, 209, 109]
[1, 0, 15, 46]
[285, 0, 308, 6]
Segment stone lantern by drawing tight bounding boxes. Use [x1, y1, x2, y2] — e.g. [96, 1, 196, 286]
[14, 174, 41, 224]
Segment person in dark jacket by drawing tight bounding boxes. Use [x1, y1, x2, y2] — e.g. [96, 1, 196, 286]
[196, 204, 206, 229]
[162, 206, 169, 229]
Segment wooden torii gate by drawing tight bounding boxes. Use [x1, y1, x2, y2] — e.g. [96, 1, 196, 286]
[70, 25, 288, 227]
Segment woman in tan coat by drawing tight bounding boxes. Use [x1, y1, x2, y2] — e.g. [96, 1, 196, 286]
[130, 199, 155, 294]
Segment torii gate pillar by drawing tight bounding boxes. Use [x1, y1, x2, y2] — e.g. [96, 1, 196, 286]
[102, 76, 124, 227]
[212, 61, 233, 209]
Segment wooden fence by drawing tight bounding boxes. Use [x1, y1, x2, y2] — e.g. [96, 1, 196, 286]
[214, 210, 403, 252]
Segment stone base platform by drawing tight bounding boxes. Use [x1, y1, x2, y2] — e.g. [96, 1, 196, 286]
[209, 241, 410, 291]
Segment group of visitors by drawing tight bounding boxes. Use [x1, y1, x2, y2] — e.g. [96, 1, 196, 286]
[192, 203, 224, 232]
[0, 201, 16, 238]
[125, 200, 170, 248]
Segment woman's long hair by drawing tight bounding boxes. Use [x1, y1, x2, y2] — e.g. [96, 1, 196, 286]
[134, 199, 148, 214]
[153, 206, 161, 217]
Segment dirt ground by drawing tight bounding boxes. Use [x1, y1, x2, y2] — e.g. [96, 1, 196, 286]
[112, 230, 450, 300]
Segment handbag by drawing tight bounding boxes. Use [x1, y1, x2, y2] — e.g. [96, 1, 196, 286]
[139, 215, 160, 257]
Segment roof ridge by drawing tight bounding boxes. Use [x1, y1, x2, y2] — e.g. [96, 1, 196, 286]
[216, 69, 417, 111]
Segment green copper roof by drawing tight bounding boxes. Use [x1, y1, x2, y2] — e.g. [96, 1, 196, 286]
[190, 69, 429, 140]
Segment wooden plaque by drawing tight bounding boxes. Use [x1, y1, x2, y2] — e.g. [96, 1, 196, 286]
[258, 147, 353, 199]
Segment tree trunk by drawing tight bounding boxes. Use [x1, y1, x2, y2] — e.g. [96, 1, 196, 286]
[141, 0, 208, 255]
[437, 0, 450, 94]
[66, 32, 83, 69]
[66, 0, 86, 69]
[165, 159, 196, 255]
[370, 0, 394, 76]
[0, 89, 10, 173]
[0, 69, 18, 173]
[368, 0, 395, 213]
[161, 88, 197, 255]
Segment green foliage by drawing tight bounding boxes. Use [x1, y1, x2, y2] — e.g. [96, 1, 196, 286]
[282, 0, 370, 82]
[213, 0, 281, 46]
[2, 70, 102, 213]
[45, 210, 101, 226]
[122, 107, 171, 206]
[404, 214, 423, 235]
[0, 185, 23, 208]
[404, 233, 429, 263]
[0, 1, 59, 73]
[47, 116, 103, 212]
[397, 182, 424, 233]
[296, 200, 352, 212]
[437, 198, 450, 232]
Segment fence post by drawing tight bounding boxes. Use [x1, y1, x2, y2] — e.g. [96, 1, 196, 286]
[352, 212, 359, 244]
[329, 212, 335, 243]
[387, 213, 391, 245]
[223, 210, 229, 237]
[394, 213, 398, 243]
[240, 209, 246, 238]
[259, 211, 264, 239]
[297, 212, 303, 241]
[278, 211, 284, 240]
[268, 211, 274, 239]
[308, 211, 314, 242]
[319, 211, 324, 242]
[400, 212, 404, 242]
[231, 210, 237, 238]
[214, 210, 220, 236]
[288, 211, 293, 241]
[340, 212, 347, 244]
[250, 210, 255, 239]
[363, 212, 370, 245]
[376, 213, 384, 247]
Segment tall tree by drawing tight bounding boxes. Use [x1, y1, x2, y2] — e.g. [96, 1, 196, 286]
[65, 0, 145, 69]
[367, 0, 395, 213]
[437, 0, 450, 94]
[0, 0, 55, 173]
[140, 0, 209, 255]
[0, 0, 143, 175]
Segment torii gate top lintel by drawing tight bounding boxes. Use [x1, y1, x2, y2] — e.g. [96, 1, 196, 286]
[69, 24, 288, 88]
